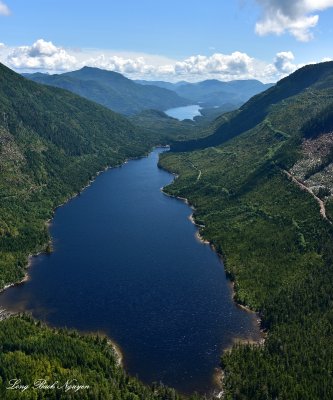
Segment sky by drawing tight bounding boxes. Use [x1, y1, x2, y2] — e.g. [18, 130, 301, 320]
[0, 0, 333, 82]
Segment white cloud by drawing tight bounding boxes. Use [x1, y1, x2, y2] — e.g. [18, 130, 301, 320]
[7, 39, 77, 71]
[49, 49, 262, 81]
[2, 39, 331, 83]
[273, 51, 297, 74]
[172, 52, 254, 77]
[80, 50, 299, 82]
[255, 0, 333, 41]
[84, 54, 155, 75]
[0, 1, 10, 16]
[85, 52, 256, 81]
[262, 51, 305, 80]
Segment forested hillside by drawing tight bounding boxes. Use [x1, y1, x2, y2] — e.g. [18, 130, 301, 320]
[3, 57, 333, 399]
[0, 63, 198, 399]
[0, 315, 200, 400]
[171, 61, 333, 151]
[160, 61, 333, 399]
[25, 67, 190, 115]
[0, 62, 156, 288]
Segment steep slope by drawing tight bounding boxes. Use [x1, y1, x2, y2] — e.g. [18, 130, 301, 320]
[25, 67, 190, 115]
[159, 61, 333, 399]
[0, 63, 199, 399]
[172, 61, 333, 151]
[0, 62, 152, 287]
[130, 109, 199, 142]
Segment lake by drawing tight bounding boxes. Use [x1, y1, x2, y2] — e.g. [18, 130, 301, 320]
[165, 105, 202, 120]
[0, 148, 260, 395]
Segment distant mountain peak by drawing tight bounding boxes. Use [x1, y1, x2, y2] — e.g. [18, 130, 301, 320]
[25, 66, 191, 115]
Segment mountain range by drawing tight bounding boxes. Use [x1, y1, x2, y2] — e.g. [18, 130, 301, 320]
[24, 67, 191, 115]
[0, 62, 155, 285]
[1, 59, 333, 399]
[171, 61, 333, 151]
[25, 68, 272, 116]
[136, 78, 273, 108]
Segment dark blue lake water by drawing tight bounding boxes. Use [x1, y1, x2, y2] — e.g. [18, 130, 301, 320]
[0, 148, 260, 394]
[165, 105, 202, 120]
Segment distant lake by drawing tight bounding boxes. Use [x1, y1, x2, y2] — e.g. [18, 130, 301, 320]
[165, 105, 202, 120]
[0, 148, 260, 395]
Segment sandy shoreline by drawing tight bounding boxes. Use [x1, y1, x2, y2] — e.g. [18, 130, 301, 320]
[107, 339, 124, 367]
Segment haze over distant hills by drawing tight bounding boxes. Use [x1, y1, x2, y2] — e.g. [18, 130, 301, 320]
[136, 78, 273, 108]
[161, 61, 333, 398]
[24, 67, 191, 115]
[171, 61, 333, 151]
[24, 68, 273, 117]
[2, 51, 333, 399]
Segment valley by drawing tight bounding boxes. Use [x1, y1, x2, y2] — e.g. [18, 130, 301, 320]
[159, 62, 333, 399]
[1, 58, 333, 399]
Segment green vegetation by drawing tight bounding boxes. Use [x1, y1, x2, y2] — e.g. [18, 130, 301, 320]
[0, 62, 156, 288]
[129, 106, 239, 144]
[327, 198, 333, 220]
[25, 67, 190, 115]
[302, 99, 333, 139]
[3, 57, 333, 399]
[0, 315, 199, 400]
[130, 109, 212, 143]
[171, 61, 333, 151]
[160, 61, 333, 399]
[0, 63, 197, 399]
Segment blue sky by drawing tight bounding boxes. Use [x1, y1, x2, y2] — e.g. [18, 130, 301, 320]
[1, 0, 333, 82]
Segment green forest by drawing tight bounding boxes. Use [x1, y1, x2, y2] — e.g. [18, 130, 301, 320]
[159, 62, 333, 399]
[0, 315, 201, 400]
[0, 63, 202, 399]
[1, 58, 333, 399]
[0, 63, 156, 288]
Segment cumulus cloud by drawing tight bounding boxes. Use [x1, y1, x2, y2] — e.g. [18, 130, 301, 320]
[255, 0, 333, 41]
[273, 51, 297, 74]
[76, 51, 258, 81]
[261, 51, 302, 80]
[84, 54, 155, 75]
[0, 1, 10, 16]
[2, 39, 330, 82]
[172, 52, 254, 77]
[7, 39, 77, 71]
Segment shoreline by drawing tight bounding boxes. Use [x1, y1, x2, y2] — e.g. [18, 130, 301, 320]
[0, 146, 168, 380]
[107, 339, 124, 367]
[0, 147, 161, 295]
[0, 254, 34, 294]
[160, 168, 263, 330]
[161, 177, 261, 314]
[212, 368, 224, 399]
[160, 164, 265, 396]
[1, 146, 262, 398]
